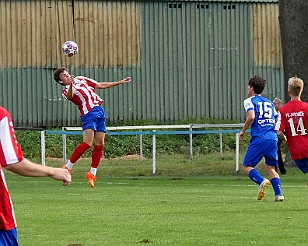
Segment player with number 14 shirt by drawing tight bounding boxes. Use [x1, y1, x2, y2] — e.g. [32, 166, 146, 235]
[275, 77, 308, 174]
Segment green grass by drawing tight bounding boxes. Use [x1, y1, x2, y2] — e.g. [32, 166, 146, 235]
[3, 154, 308, 246]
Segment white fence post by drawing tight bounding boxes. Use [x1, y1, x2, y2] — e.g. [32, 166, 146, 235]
[219, 131, 223, 157]
[189, 124, 193, 162]
[62, 127, 67, 164]
[139, 129, 143, 162]
[152, 130, 156, 174]
[40, 130, 45, 166]
[236, 133, 240, 173]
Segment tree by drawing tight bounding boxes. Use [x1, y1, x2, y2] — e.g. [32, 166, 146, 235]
[278, 0, 308, 166]
[278, 0, 308, 101]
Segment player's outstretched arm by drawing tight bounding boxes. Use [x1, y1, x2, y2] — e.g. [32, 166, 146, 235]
[96, 77, 132, 89]
[5, 158, 71, 186]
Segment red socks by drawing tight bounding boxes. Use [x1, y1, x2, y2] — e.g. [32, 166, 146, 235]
[69, 143, 103, 168]
[69, 142, 91, 163]
[91, 145, 104, 168]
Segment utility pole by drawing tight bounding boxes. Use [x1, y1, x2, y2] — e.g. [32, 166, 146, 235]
[278, 0, 308, 102]
[278, 0, 308, 166]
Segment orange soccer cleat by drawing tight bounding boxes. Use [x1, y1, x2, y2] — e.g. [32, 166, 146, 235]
[257, 179, 270, 200]
[85, 172, 96, 188]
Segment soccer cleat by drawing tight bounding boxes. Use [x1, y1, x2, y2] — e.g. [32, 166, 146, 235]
[85, 172, 96, 188]
[62, 164, 71, 173]
[257, 178, 270, 200]
[274, 194, 284, 202]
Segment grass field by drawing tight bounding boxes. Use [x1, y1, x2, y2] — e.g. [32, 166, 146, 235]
[3, 153, 308, 246]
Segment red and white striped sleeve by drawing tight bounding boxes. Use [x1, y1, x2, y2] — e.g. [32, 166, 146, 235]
[0, 107, 24, 167]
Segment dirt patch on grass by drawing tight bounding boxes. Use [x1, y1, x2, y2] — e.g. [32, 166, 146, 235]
[113, 155, 144, 160]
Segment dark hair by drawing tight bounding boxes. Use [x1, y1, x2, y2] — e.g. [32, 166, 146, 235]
[248, 75, 266, 94]
[54, 67, 67, 85]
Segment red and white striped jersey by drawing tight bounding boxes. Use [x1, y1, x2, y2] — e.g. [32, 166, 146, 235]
[0, 170, 16, 230]
[0, 107, 23, 230]
[62, 76, 103, 116]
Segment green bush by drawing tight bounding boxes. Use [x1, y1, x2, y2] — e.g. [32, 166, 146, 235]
[15, 118, 248, 159]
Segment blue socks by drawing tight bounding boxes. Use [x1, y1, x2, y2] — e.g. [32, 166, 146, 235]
[248, 169, 283, 196]
[271, 177, 283, 196]
[248, 169, 264, 185]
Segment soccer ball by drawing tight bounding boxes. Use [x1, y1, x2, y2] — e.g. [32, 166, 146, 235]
[62, 41, 78, 57]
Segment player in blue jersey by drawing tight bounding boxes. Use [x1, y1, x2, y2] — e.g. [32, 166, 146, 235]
[239, 75, 284, 201]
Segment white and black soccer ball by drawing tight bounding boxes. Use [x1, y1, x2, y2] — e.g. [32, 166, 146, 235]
[61, 41, 78, 57]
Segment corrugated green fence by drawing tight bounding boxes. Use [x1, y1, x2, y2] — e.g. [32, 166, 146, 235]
[0, 1, 284, 127]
